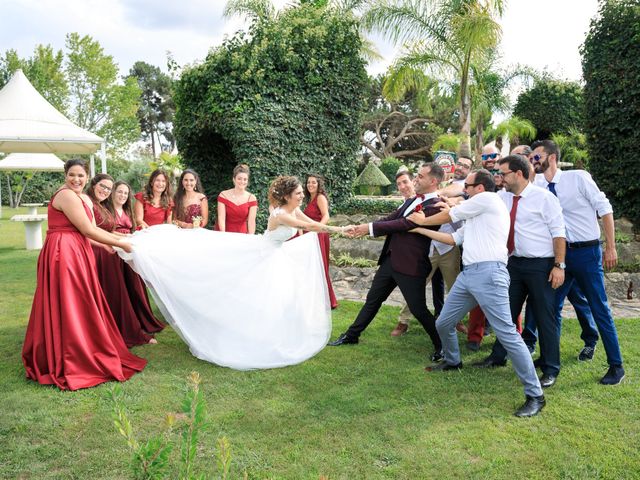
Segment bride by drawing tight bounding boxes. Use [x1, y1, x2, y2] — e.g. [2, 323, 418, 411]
[120, 175, 347, 370]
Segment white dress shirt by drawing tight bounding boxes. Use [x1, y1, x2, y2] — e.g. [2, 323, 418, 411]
[498, 184, 565, 258]
[450, 191, 510, 266]
[368, 192, 439, 236]
[534, 169, 613, 242]
[430, 179, 464, 256]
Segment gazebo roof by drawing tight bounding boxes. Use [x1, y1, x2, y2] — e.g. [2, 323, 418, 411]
[0, 70, 104, 154]
[0, 152, 65, 171]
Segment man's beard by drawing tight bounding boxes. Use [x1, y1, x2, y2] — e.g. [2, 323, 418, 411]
[454, 170, 466, 180]
[534, 159, 549, 174]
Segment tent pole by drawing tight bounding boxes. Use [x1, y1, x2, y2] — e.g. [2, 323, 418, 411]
[90, 155, 95, 178]
[101, 143, 106, 174]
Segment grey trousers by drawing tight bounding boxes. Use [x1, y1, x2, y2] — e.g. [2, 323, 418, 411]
[436, 261, 543, 398]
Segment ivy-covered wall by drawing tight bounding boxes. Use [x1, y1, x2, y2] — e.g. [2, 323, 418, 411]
[174, 4, 368, 229]
[582, 0, 640, 226]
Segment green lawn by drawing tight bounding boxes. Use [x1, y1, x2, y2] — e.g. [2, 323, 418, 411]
[1, 207, 639, 479]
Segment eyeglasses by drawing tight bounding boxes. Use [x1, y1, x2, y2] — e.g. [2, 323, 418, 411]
[530, 154, 547, 163]
[481, 153, 499, 161]
[496, 170, 513, 178]
[464, 182, 480, 189]
[97, 183, 112, 192]
[456, 162, 472, 169]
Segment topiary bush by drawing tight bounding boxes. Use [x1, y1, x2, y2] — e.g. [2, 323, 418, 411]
[333, 197, 403, 215]
[581, 0, 640, 226]
[174, 4, 367, 229]
[513, 78, 584, 140]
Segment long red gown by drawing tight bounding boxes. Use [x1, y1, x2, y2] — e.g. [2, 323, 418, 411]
[303, 194, 338, 309]
[114, 210, 165, 334]
[22, 190, 147, 390]
[92, 206, 161, 347]
[214, 196, 257, 233]
[134, 192, 172, 226]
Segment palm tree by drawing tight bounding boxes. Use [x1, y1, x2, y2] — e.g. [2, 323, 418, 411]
[491, 116, 536, 152]
[362, 0, 505, 158]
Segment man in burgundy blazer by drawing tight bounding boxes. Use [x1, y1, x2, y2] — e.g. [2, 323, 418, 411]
[328, 163, 445, 360]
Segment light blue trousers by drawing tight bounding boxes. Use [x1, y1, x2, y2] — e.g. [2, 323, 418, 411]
[436, 261, 543, 398]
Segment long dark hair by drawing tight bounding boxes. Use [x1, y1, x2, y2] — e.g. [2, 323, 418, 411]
[86, 173, 114, 227]
[106, 180, 136, 233]
[173, 169, 205, 222]
[303, 174, 327, 203]
[143, 169, 172, 208]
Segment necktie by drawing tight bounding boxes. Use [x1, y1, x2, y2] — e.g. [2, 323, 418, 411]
[507, 196, 521, 254]
[547, 182, 557, 196]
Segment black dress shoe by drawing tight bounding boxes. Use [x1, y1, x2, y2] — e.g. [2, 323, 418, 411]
[533, 357, 543, 368]
[327, 333, 358, 346]
[426, 362, 463, 372]
[430, 350, 444, 363]
[471, 357, 507, 368]
[539, 374, 557, 388]
[514, 395, 546, 417]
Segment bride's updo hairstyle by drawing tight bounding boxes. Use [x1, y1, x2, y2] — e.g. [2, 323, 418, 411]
[268, 176, 301, 206]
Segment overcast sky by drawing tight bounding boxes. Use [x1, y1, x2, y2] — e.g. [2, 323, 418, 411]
[2, 0, 598, 85]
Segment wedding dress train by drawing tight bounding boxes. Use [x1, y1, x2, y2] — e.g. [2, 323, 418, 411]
[119, 219, 331, 370]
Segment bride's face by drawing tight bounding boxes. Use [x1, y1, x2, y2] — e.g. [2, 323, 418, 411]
[286, 185, 304, 207]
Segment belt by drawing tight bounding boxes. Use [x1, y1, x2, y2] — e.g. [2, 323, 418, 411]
[566, 239, 601, 249]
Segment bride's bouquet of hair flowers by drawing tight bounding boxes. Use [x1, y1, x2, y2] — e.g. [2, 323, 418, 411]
[192, 216, 203, 228]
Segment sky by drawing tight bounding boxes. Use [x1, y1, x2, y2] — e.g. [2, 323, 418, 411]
[1, 0, 599, 90]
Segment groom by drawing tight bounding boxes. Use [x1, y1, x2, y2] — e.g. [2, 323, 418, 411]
[329, 163, 444, 360]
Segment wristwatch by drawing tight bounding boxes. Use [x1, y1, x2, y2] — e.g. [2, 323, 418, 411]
[554, 262, 566, 269]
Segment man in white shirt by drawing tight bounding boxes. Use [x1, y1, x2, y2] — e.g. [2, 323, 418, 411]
[476, 155, 566, 389]
[408, 169, 545, 417]
[531, 139, 624, 385]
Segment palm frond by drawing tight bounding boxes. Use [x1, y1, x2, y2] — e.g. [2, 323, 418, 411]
[223, 0, 276, 22]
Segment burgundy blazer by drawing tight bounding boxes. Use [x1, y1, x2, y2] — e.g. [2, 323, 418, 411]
[371, 196, 443, 277]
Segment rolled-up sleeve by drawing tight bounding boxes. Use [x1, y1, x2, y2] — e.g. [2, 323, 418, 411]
[579, 171, 613, 217]
[449, 194, 485, 223]
[451, 225, 465, 246]
[543, 194, 566, 239]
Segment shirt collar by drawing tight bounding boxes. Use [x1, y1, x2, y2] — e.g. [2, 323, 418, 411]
[550, 168, 563, 184]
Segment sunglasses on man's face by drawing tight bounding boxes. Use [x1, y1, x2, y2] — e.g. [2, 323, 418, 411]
[464, 183, 480, 189]
[481, 153, 499, 161]
[530, 154, 547, 163]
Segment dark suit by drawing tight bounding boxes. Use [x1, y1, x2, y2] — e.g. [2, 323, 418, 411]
[344, 196, 443, 351]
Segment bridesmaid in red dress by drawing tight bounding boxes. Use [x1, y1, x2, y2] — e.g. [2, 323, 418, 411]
[172, 169, 209, 228]
[22, 159, 146, 391]
[107, 181, 165, 335]
[87, 176, 160, 347]
[303, 174, 338, 309]
[215, 164, 258, 234]
[134, 169, 173, 228]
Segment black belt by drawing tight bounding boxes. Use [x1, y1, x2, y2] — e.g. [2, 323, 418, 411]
[566, 239, 601, 249]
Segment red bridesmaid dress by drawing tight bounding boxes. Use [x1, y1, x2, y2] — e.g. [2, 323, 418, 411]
[134, 192, 172, 226]
[303, 194, 338, 309]
[114, 209, 165, 334]
[22, 190, 147, 390]
[215, 196, 257, 233]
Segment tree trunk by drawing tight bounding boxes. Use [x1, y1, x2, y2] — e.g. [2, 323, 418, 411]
[6, 176, 15, 208]
[459, 86, 472, 158]
[150, 125, 157, 158]
[475, 122, 484, 165]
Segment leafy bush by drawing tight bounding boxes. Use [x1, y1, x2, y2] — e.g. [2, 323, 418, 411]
[333, 197, 402, 215]
[513, 78, 584, 140]
[1, 171, 64, 205]
[353, 162, 391, 195]
[581, 0, 640, 225]
[379, 157, 404, 183]
[174, 3, 367, 230]
[330, 252, 377, 268]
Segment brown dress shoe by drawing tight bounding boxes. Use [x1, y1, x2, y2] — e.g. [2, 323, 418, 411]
[391, 322, 408, 336]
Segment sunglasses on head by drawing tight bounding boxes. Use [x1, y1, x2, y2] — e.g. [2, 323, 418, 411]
[481, 153, 499, 161]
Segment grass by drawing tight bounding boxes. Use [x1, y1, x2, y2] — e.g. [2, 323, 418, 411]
[1, 206, 639, 479]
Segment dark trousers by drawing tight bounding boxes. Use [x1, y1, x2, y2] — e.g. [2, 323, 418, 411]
[431, 268, 445, 317]
[489, 256, 560, 376]
[522, 282, 599, 350]
[346, 255, 442, 351]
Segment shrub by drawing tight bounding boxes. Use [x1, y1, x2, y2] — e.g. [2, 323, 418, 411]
[581, 0, 640, 225]
[174, 3, 367, 230]
[333, 197, 402, 215]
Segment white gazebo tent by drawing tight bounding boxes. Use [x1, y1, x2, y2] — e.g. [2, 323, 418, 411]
[0, 70, 106, 174]
[0, 152, 65, 214]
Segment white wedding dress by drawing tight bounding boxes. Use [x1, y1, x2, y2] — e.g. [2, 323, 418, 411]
[119, 211, 331, 370]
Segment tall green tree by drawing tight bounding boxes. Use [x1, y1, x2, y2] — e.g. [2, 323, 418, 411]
[65, 33, 140, 154]
[0, 45, 68, 113]
[362, 0, 505, 158]
[581, 0, 640, 225]
[127, 61, 175, 158]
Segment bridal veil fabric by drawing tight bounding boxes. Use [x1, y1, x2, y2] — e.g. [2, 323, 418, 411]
[119, 223, 331, 370]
